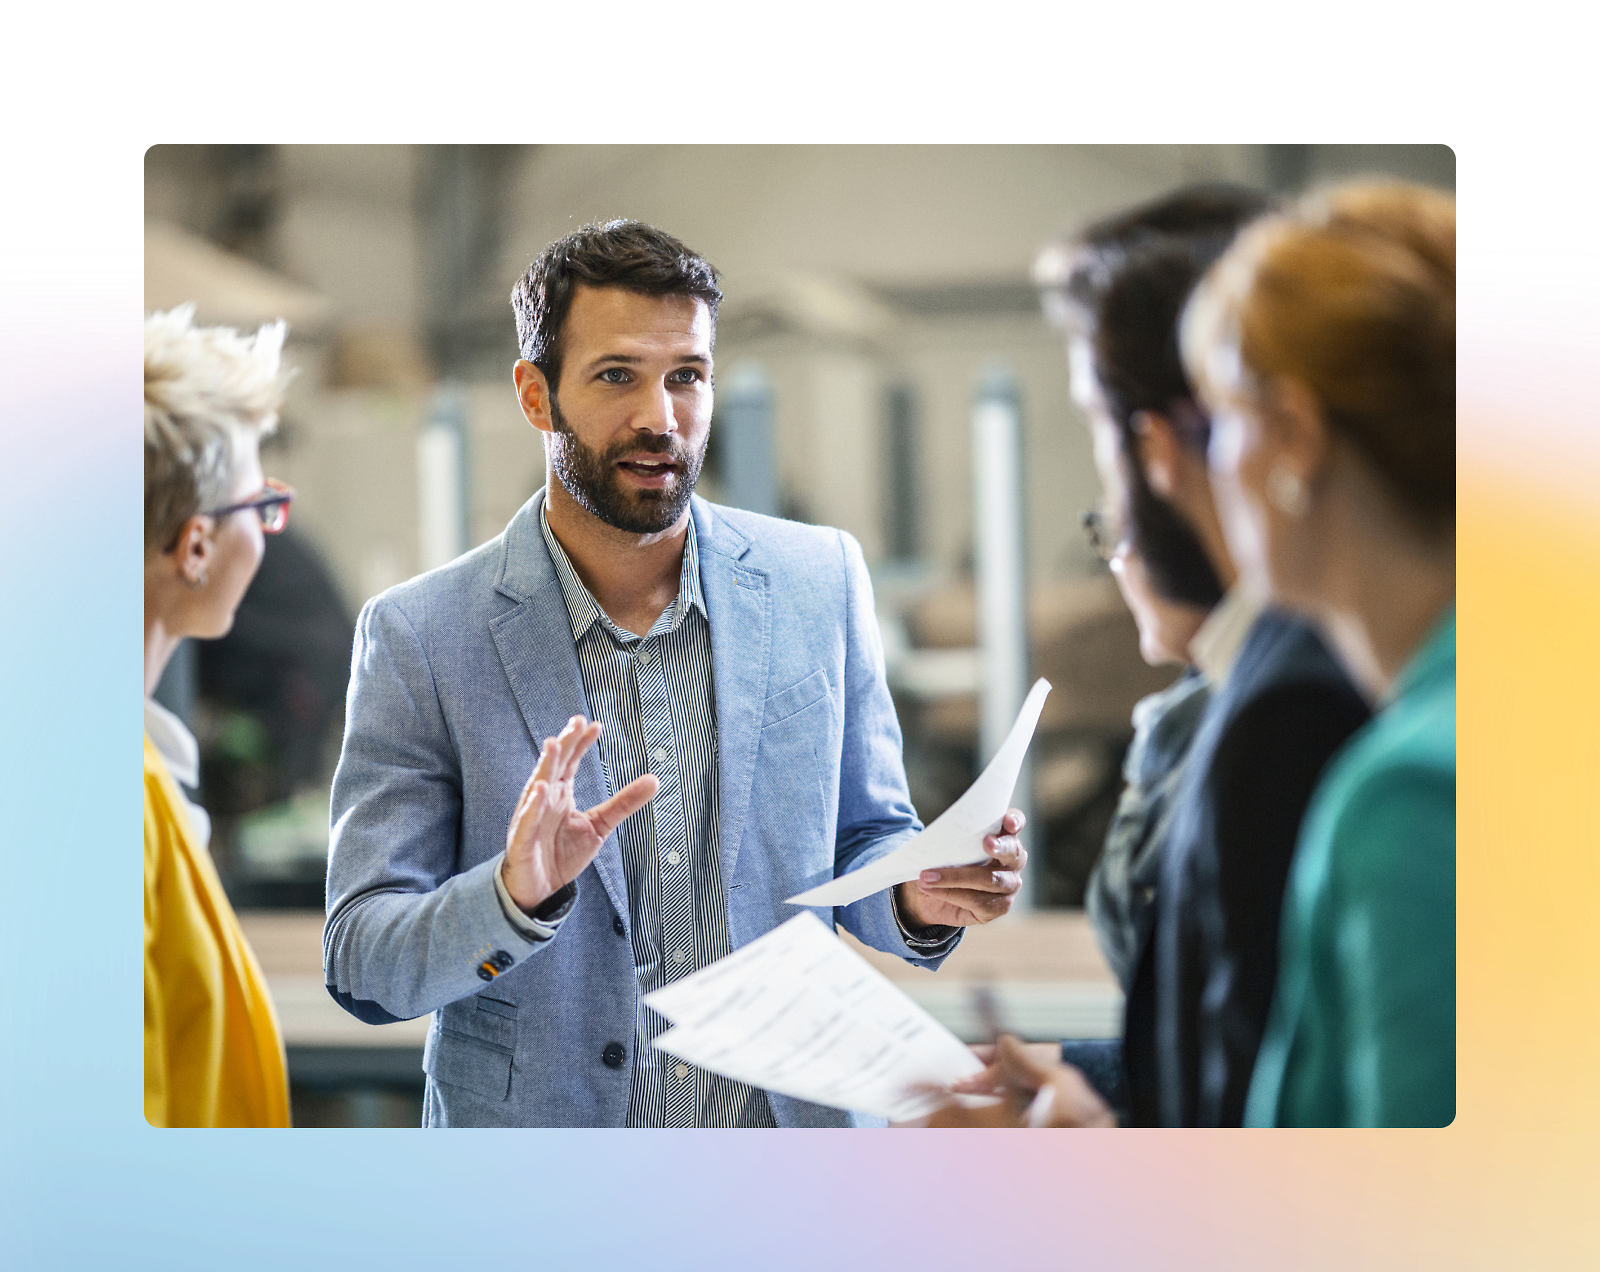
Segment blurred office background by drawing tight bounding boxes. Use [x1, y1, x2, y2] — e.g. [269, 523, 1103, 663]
[145, 144, 1453, 1125]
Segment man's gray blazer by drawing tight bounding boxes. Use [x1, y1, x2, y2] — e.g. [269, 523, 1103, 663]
[324, 490, 957, 1127]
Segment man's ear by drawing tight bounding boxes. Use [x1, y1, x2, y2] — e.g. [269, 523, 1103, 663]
[1130, 410, 1184, 498]
[513, 359, 555, 435]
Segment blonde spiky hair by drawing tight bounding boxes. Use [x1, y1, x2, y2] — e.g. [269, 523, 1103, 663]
[144, 304, 292, 556]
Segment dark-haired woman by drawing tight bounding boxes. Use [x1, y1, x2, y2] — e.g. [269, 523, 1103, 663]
[938, 187, 1369, 1128]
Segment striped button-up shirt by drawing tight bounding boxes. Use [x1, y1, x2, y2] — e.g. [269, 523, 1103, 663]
[539, 508, 777, 1128]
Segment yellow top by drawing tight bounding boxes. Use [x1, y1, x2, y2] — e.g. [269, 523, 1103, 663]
[144, 735, 290, 1127]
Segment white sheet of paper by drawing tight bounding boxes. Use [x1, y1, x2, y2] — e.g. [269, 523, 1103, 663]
[786, 677, 1052, 909]
[643, 912, 984, 1122]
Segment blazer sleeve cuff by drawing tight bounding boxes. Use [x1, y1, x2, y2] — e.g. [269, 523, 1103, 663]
[842, 884, 963, 970]
[890, 883, 960, 952]
[492, 852, 577, 943]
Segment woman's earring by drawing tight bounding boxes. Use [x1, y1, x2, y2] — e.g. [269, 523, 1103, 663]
[1266, 465, 1310, 517]
[183, 569, 209, 590]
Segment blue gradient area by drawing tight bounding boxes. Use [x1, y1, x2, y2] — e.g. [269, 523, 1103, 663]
[0, 351, 142, 1264]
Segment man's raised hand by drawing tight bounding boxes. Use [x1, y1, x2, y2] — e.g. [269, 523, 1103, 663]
[502, 715, 658, 913]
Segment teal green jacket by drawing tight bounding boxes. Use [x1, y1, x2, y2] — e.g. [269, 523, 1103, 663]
[1245, 607, 1456, 1127]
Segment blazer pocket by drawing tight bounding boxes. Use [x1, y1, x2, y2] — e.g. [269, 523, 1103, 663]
[763, 669, 832, 729]
[473, 994, 519, 1049]
[426, 1031, 513, 1102]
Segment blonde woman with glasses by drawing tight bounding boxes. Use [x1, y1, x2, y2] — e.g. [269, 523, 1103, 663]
[144, 305, 296, 1127]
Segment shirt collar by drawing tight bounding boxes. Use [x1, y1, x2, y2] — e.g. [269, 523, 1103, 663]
[144, 697, 200, 788]
[539, 505, 706, 643]
[1188, 586, 1265, 686]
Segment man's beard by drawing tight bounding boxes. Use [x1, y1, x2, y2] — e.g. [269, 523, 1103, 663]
[546, 394, 706, 534]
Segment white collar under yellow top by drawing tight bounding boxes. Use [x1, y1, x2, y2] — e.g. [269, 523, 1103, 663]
[1188, 587, 1265, 688]
[145, 697, 211, 848]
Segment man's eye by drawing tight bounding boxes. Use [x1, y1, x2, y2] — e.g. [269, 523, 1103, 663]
[600, 368, 629, 383]
[671, 368, 701, 384]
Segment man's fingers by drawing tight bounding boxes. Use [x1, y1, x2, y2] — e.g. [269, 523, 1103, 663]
[524, 717, 599, 797]
[529, 736, 560, 786]
[551, 720, 593, 785]
[982, 834, 1028, 870]
[509, 777, 548, 835]
[532, 778, 579, 843]
[511, 778, 566, 848]
[934, 891, 1016, 923]
[1001, 807, 1027, 836]
[513, 762, 544, 814]
[559, 720, 602, 782]
[587, 773, 659, 839]
[918, 865, 1022, 896]
[907, 887, 1015, 926]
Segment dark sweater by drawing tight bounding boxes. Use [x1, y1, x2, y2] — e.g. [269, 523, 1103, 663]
[1121, 609, 1370, 1127]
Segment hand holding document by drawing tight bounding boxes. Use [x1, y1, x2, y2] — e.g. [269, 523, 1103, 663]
[787, 677, 1052, 909]
[643, 913, 985, 1122]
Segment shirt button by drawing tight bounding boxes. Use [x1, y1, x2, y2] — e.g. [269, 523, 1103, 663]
[637, 650, 653, 665]
[602, 1042, 626, 1069]
[671, 949, 687, 965]
[675, 1063, 690, 1080]
[613, 915, 626, 937]
[652, 746, 668, 763]
[665, 850, 681, 866]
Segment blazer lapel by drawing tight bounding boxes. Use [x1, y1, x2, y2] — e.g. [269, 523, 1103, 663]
[694, 498, 770, 892]
[488, 492, 630, 921]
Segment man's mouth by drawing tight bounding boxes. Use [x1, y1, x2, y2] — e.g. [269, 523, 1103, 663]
[617, 457, 679, 479]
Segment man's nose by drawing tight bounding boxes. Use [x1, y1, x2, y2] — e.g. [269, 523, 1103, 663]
[635, 380, 678, 435]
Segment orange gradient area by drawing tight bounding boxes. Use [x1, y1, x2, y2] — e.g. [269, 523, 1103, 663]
[1459, 403, 1593, 1260]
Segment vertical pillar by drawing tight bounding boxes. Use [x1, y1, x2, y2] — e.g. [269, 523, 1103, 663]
[717, 363, 779, 517]
[971, 366, 1034, 909]
[417, 383, 469, 572]
[884, 382, 921, 561]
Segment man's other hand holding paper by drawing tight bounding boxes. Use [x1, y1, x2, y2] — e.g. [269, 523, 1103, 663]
[895, 809, 1028, 929]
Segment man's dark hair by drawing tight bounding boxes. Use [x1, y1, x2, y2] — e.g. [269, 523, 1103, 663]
[510, 219, 722, 395]
[1037, 185, 1273, 607]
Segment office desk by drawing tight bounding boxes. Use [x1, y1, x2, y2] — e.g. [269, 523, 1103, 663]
[241, 907, 1122, 1057]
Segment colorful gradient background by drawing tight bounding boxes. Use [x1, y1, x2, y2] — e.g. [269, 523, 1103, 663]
[2, 19, 1594, 1267]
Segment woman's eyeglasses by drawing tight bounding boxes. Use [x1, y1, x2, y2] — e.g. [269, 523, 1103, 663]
[1081, 508, 1126, 563]
[204, 478, 295, 534]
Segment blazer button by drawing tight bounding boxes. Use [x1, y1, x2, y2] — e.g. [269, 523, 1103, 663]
[613, 916, 626, 937]
[602, 1042, 626, 1069]
[491, 950, 513, 971]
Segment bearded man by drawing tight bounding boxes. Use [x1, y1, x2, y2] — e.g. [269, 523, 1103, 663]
[324, 220, 1029, 1127]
